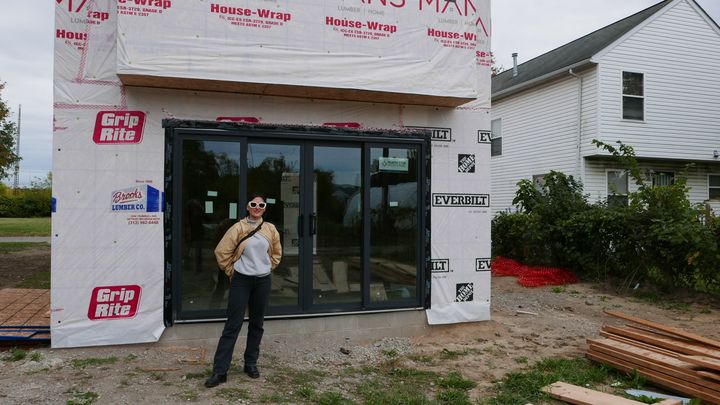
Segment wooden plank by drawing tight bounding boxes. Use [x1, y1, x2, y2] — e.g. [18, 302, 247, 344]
[587, 341, 720, 392]
[589, 339, 696, 370]
[600, 330, 680, 358]
[604, 326, 720, 360]
[698, 370, 720, 383]
[541, 381, 680, 405]
[587, 350, 720, 404]
[604, 310, 720, 349]
[678, 355, 720, 372]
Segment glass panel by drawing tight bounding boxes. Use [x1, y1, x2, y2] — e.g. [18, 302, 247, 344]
[181, 140, 240, 313]
[369, 147, 419, 303]
[652, 171, 675, 187]
[710, 188, 720, 199]
[623, 96, 644, 120]
[312, 146, 362, 305]
[622, 72, 643, 96]
[246, 143, 301, 308]
[491, 137, 502, 157]
[710, 175, 720, 188]
[607, 171, 628, 195]
[533, 174, 547, 192]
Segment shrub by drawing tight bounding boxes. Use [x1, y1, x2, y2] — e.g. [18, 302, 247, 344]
[492, 141, 720, 292]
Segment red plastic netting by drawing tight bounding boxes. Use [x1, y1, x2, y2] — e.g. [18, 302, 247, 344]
[491, 256, 578, 287]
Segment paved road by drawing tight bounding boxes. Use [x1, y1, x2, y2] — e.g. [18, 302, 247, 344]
[0, 237, 51, 243]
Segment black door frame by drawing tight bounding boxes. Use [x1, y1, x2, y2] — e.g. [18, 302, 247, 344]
[163, 120, 431, 325]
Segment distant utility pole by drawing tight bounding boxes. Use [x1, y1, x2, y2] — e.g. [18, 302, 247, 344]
[12, 104, 21, 193]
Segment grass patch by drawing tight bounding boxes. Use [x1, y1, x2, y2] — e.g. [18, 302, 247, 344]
[481, 357, 623, 405]
[265, 365, 327, 386]
[0, 241, 49, 253]
[216, 387, 251, 401]
[6, 347, 28, 361]
[438, 371, 476, 390]
[184, 369, 210, 380]
[15, 270, 50, 289]
[65, 389, 99, 405]
[30, 351, 43, 362]
[0, 217, 51, 237]
[70, 356, 118, 369]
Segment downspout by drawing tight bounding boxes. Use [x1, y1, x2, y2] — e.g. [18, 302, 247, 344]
[568, 68, 583, 181]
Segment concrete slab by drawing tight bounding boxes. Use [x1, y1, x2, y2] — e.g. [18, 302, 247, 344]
[158, 310, 429, 350]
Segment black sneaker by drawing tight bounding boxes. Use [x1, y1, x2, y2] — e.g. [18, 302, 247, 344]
[204, 373, 227, 388]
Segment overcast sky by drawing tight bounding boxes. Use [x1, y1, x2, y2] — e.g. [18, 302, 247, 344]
[1, 1, 719, 187]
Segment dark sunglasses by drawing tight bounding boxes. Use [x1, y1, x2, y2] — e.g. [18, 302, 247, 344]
[248, 201, 267, 209]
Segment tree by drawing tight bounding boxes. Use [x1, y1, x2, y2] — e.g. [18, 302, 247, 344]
[0, 81, 21, 179]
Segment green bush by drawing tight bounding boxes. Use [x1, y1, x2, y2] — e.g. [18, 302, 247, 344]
[492, 141, 720, 292]
[0, 188, 51, 217]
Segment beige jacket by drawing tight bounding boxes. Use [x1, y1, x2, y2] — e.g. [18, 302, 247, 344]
[214, 218, 282, 278]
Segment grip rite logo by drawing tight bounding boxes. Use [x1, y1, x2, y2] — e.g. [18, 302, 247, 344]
[93, 111, 145, 145]
[455, 283, 474, 302]
[432, 193, 489, 207]
[431, 259, 450, 273]
[88, 285, 141, 320]
[93, 111, 145, 144]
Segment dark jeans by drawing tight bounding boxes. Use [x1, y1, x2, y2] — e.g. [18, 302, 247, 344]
[211, 273, 271, 375]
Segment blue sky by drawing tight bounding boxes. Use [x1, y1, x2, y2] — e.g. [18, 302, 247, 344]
[1, 1, 718, 187]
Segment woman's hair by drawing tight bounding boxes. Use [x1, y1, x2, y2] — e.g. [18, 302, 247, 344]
[248, 192, 266, 202]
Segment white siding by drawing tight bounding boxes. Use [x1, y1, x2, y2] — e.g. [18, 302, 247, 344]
[584, 158, 720, 209]
[491, 68, 597, 214]
[592, 0, 720, 161]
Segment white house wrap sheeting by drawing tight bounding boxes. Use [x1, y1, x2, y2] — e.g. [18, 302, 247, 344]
[53, 0, 492, 348]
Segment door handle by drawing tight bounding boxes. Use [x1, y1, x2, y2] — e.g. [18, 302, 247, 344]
[297, 214, 303, 237]
[310, 213, 317, 236]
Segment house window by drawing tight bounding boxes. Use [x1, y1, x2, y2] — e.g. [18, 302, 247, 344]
[533, 174, 548, 192]
[652, 171, 674, 186]
[607, 170, 628, 206]
[622, 71, 644, 121]
[491, 118, 502, 156]
[710, 175, 720, 199]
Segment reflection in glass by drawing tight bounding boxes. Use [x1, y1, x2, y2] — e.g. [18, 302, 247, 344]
[313, 146, 362, 305]
[368, 147, 418, 303]
[247, 143, 301, 308]
[181, 140, 240, 314]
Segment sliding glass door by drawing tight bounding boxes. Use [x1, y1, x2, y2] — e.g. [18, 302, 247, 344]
[171, 129, 426, 320]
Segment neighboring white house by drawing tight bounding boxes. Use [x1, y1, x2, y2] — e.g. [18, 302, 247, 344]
[491, 0, 720, 214]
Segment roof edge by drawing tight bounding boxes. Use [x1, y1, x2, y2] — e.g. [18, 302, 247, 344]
[492, 59, 595, 102]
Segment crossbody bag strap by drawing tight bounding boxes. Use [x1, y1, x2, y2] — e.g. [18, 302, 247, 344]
[237, 220, 264, 247]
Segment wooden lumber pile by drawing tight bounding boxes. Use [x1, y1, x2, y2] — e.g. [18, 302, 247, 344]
[586, 310, 720, 404]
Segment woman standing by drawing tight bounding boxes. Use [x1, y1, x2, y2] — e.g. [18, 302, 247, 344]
[205, 193, 282, 388]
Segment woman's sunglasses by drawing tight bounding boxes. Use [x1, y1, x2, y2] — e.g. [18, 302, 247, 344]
[248, 202, 267, 209]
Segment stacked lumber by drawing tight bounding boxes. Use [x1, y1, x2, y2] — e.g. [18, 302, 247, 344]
[586, 310, 720, 404]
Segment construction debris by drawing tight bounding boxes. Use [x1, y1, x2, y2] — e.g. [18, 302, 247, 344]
[586, 310, 720, 404]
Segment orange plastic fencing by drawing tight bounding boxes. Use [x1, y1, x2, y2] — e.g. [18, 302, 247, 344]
[491, 257, 578, 287]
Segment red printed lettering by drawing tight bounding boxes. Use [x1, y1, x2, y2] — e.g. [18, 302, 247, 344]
[87, 285, 141, 320]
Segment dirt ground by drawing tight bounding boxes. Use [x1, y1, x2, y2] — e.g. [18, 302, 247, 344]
[0, 244, 50, 288]
[1, 246, 719, 404]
